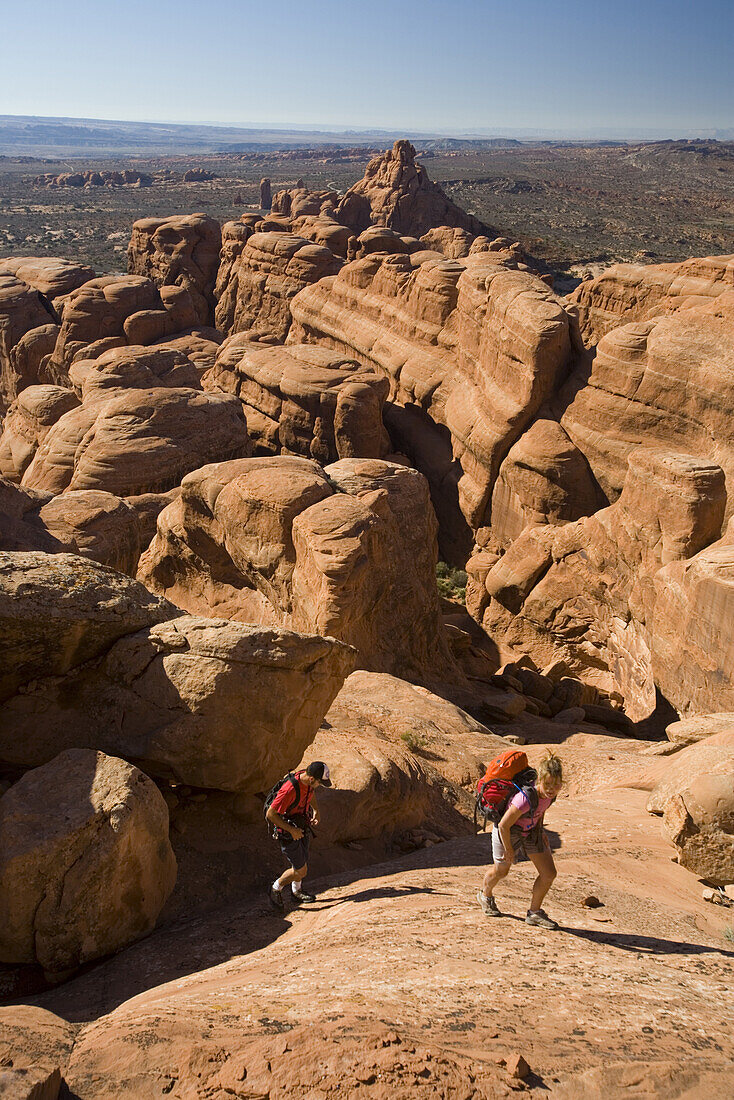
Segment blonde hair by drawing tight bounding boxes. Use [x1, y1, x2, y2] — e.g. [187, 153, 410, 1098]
[537, 751, 563, 787]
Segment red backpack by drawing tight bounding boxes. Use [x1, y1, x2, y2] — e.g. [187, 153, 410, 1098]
[474, 750, 537, 832]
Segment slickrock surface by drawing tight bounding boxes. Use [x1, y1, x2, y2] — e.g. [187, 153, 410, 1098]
[20, 346, 249, 497]
[335, 139, 493, 238]
[569, 253, 734, 346]
[0, 749, 176, 972]
[0, 615, 355, 791]
[290, 250, 577, 561]
[560, 292, 734, 513]
[127, 213, 222, 325]
[2, 776, 732, 1098]
[203, 340, 390, 463]
[471, 450, 727, 720]
[139, 456, 457, 685]
[214, 230, 342, 340]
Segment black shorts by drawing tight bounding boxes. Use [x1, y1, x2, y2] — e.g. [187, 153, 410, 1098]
[279, 831, 310, 871]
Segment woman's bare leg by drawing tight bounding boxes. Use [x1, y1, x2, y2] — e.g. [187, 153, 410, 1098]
[528, 850, 557, 911]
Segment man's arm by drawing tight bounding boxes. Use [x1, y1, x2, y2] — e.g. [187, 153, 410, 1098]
[497, 802, 524, 864]
[309, 792, 320, 827]
[266, 804, 303, 840]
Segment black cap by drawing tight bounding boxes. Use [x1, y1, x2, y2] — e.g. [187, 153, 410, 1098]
[305, 761, 332, 786]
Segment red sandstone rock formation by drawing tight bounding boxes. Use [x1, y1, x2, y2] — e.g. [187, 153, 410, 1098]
[335, 140, 493, 238]
[559, 292, 734, 517]
[569, 253, 734, 346]
[213, 231, 342, 340]
[127, 213, 222, 325]
[138, 455, 457, 686]
[0, 256, 95, 305]
[0, 385, 79, 482]
[0, 275, 57, 412]
[470, 450, 727, 720]
[0, 478, 142, 575]
[203, 340, 390, 463]
[20, 346, 249, 498]
[289, 249, 578, 561]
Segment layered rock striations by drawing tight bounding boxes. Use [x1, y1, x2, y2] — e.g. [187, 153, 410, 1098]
[203, 340, 390, 463]
[138, 455, 457, 685]
[559, 292, 734, 515]
[289, 249, 579, 561]
[127, 213, 222, 325]
[569, 253, 734, 347]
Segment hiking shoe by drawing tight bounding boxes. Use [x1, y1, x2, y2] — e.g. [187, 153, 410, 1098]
[526, 908, 558, 929]
[477, 890, 502, 917]
[268, 884, 284, 910]
[291, 889, 317, 904]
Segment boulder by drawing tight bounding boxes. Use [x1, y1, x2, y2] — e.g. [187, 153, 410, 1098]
[138, 456, 457, 685]
[0, 550, 176, 704]
[568, 253, 734, 346]
[0, 481, 142, 575]
[0, 748, 176, 971]
[213, 231, 342, 340]
[666, 713, 734, 745]
[300, 725, 472, 846]
[0, 617, 355, 792]
[127, 214, 222, 325]
[663, 773, 734, 885]
[37, 491, 141, 576]
[324, 669, 506, 787]
[335, 140, 493, 238]
[647, 731, 734, 815]
[203, 340, 390, 462]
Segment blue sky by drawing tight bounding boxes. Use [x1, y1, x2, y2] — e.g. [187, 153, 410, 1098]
[2, 0, 732, 135]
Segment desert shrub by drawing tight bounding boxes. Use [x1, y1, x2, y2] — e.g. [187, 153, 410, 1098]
[436, 561, 467, 602]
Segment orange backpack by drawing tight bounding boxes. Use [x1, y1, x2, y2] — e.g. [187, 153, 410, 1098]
[474, 750, 537, 832]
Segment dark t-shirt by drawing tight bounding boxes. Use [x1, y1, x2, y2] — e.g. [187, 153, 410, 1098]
[270, 773, 313, 819]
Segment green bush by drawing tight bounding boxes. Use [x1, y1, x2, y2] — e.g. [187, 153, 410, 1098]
[400, 730, 427, 752]
[436, 561, 467, 602]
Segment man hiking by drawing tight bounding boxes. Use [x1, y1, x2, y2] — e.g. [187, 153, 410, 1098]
[266, 761, 331, 909]
[477, 751, 563, 929]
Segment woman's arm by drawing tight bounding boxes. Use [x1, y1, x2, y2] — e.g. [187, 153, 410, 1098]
[497, 802, 524, 864]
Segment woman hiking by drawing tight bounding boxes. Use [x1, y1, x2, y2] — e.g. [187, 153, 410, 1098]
[477, 751, 563, 929]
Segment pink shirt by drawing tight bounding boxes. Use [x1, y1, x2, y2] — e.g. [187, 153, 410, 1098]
[509, 790, 554, 832]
